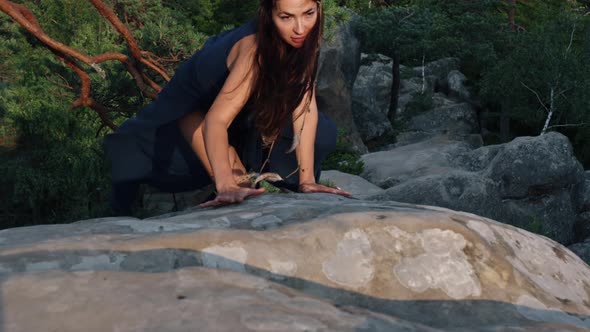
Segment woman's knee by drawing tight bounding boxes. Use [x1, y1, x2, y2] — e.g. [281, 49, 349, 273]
[314, 112, 337, 155]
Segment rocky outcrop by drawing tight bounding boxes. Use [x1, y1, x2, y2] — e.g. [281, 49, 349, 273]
[366, 132, 585, 245]
[361, 137, 473, 188]
[574, 172, 590, 241]
[317, 16, 367, 154]
[1, 194, 590, 331]
[447, 70, 471, 100]
[569, 239, 590, 265]
[351, 54, 394, 144]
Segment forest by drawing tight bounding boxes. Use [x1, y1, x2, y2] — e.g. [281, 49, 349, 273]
[1, 0, 589, 227]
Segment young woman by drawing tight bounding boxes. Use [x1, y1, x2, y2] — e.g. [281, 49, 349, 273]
[104, 0, 351, 213]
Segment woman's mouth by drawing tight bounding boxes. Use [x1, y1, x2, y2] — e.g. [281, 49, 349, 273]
[291, 36, 305, 45]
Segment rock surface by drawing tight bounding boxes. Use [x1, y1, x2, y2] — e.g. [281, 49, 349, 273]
[569, 239, 590, 266]
[361, 137, 472, 188]
[317, 16, 367, 154]
[366, 132, 585, 245]
[321, 170, 385, 199]
[351, 54, 394, 143]
[1, 194, 589, 331]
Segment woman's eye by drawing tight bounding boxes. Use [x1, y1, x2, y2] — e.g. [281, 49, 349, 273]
[280, 16, 290, 20]
[306, 11, 315, 16]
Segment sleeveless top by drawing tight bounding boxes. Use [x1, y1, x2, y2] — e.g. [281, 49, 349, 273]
[104, 20, 258, 183]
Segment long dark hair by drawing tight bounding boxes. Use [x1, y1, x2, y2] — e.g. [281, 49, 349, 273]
[251, 0, 323, 140]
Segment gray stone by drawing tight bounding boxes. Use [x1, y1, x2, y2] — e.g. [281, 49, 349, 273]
[321, 170, 385, 199]
[317, 16, 367, 154]
[447, 70, 471, 101]
[574, 171, 590, 213]
[500, 189, 578, 244]
[406, 102, 479, 138]
[364, 133, 584, 244]
[1, 195, 590, 331]
[368, 170, 502, 220]
[452, 144, 504, 172]
[569, 239, 590, 265]
[574, 211, 590, 243]
[483, 132, 585, 199]
[352, 53, 394, 142]
[361, 137, 472, 188]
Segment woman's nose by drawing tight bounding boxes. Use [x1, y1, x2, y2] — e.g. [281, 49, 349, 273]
[293, 19, 304, 34]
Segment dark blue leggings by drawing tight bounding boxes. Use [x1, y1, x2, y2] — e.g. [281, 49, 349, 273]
[110, 112, 337, 214]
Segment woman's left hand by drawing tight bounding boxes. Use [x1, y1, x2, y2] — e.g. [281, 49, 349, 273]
[298, 183, 352, 197]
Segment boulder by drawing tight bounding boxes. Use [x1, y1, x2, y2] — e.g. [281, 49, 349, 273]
[452, 144, 504, 172]
[569, 239, 590, 265]
[500, 190, 578, 244]
[320, 170, 385, 199]
[365, 132, 584, 245]
[483, 132, 584, 199]
[575, 211, 590, 243]
[369, 170, 502, 219]
[447, 70, 471, 101]
[406, 102, 479, 140]
[395, 76, 436, 120]
[574, 171, 590, 213]
[361, 136, 472, 188]
[317, 16, 367, 154]
[1, 195, 590, 331]
[351, 54, 394, 143]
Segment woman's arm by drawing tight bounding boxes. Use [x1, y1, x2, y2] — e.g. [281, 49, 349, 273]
[293, 88, 351, 196]
[292, 88, 318, 186]
[200, 36, 265, 207]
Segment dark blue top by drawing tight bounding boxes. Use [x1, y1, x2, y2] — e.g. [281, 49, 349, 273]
[104, 20, 258, 184]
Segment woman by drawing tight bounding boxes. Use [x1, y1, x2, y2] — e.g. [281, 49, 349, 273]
[104, 0, 350, 213]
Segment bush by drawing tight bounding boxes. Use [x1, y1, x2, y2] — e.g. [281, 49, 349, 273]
[322, 129, 365, 175]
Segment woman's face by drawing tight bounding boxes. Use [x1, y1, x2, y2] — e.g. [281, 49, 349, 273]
[271, 0, 318, 48]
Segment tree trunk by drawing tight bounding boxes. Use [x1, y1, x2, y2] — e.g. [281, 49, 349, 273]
[388, 54, 401, 125]
[508, 0, 516, 31]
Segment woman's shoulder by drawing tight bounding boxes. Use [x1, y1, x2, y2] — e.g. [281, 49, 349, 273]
[237, 34, 257, 53]
[227, 34, 257, 71]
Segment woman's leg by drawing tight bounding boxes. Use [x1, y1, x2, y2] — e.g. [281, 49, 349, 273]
[110, 181, 141, 215]
[178, 111, 249, 185]
[263, 112, 337, 190]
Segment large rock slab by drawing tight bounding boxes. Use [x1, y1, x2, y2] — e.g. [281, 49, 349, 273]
[321, 170, 385, 199]
[369, 170, 502, 219]
[0, 195, 589, 331]
[367, 132, 585, 245]
[361, 136, 472, 188]
[6, 268, 431, 332]
[483, 132, 584, 199]
[406, 102, 479, 140]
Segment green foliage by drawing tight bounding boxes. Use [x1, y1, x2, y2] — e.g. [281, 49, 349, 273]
[318, 179, 336, 188]
[257, 180, 282, 193]
[0, 0, 208, 226]
[0, 82, 111, 226]
[480, 9, 590, 164]
[526, 214, 544, 235]
[322, 129, 365, 175]
[357, 0, 505, 78]
[404, 91, 433, 117]
[356, 0, 590, 167]
[1, 0, 367, 226]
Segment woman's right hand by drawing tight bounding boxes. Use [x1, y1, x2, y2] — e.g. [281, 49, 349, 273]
[199, 184, 265, 208]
